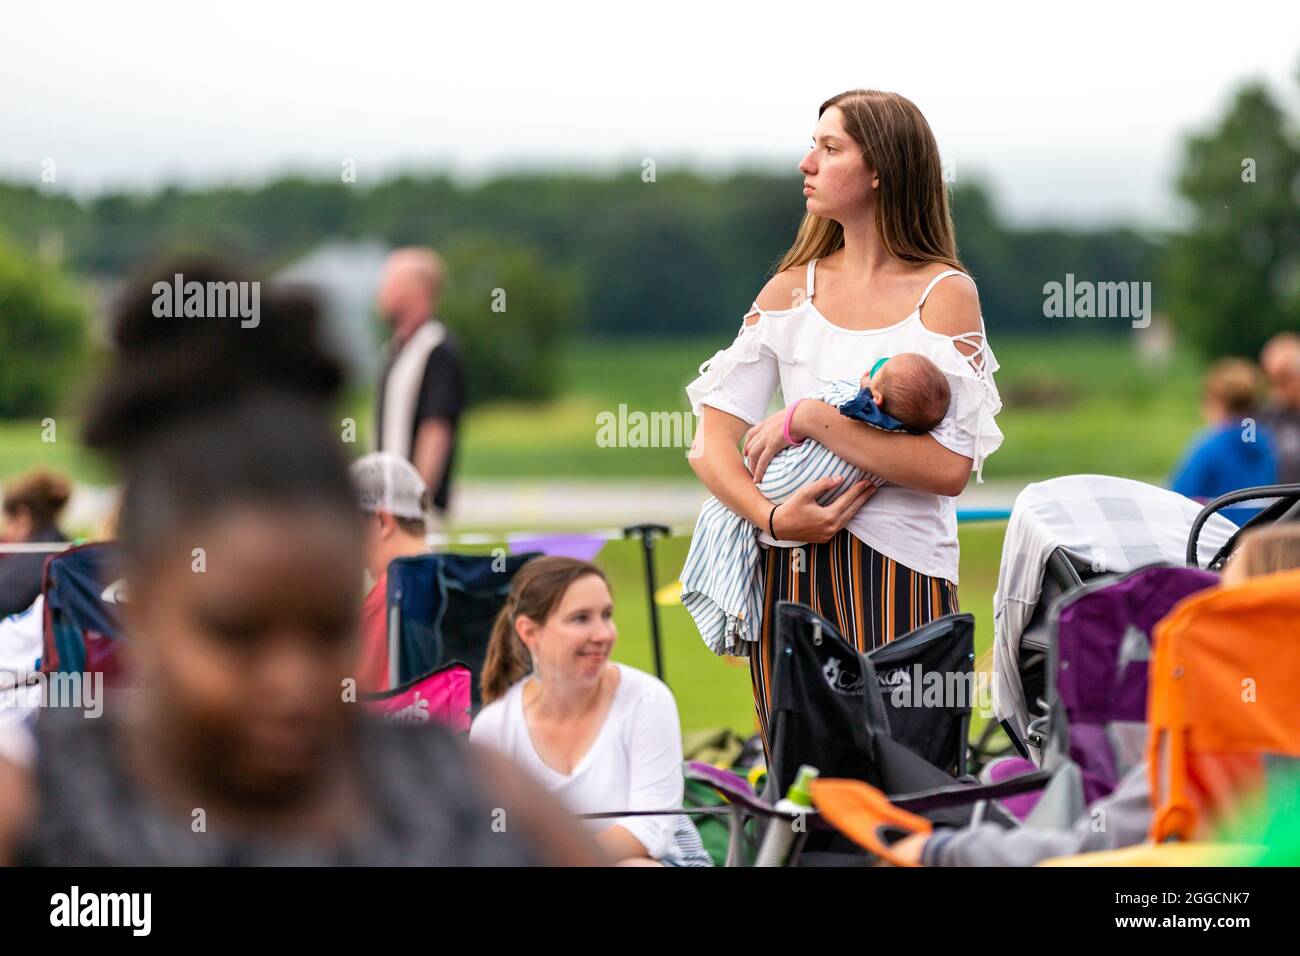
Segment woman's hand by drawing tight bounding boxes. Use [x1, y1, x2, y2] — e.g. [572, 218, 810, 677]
[769, 475, 877, 544]
[742, 405, 804, 483]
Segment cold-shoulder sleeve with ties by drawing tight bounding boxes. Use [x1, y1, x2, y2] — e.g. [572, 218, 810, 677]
[921, 322, 1005, 484]
[685, 313, 781, 427]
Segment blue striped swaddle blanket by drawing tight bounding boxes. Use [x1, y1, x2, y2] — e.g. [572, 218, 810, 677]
[681, 380, 886, 656]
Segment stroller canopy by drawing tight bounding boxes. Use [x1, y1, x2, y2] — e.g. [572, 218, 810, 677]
[993, 475, 1237, 747]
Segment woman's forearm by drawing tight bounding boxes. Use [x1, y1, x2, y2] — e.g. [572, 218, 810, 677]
[690, 412, 774, 526]
[597, 824, 654, 862]
[792, 401, 970, 497]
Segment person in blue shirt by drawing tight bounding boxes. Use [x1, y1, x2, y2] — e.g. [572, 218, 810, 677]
[1171, 358, 1278, 526]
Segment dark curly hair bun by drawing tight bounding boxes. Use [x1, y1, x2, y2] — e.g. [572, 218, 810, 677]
[83, 254, 345, 455]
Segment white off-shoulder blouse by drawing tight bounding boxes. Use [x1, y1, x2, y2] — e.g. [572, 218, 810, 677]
[684, 258, 1004, 583]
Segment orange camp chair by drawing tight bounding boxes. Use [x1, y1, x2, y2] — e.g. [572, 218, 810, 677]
[1146, 567, 1300, 844]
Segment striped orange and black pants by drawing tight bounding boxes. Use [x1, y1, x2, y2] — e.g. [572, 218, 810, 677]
[748, 529, 960, 758]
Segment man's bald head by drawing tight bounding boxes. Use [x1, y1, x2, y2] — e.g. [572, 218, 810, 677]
[378, 247, 446, 341]
[1261, 332, 1300, 409]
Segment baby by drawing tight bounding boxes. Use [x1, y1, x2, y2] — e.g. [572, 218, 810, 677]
[682, 353, 951, 656]
[843, 352, 952, 439]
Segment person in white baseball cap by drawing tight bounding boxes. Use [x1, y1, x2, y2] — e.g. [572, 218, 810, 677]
[350, 452, 433, 692]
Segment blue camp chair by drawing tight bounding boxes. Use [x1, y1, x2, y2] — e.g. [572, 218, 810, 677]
[40, 541, 125, 683]
[385, 551, 542, 713]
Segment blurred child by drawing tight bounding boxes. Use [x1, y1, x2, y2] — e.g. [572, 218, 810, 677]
[1171, 358, 1277, 526]
[0, 469, 71, 617]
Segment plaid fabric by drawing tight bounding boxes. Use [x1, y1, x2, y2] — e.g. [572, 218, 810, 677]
[992, 474, 1237, 747]
[681, 379, 883, 656]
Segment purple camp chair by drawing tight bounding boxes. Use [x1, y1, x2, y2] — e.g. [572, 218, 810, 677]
[1015, 563, 1221, 823]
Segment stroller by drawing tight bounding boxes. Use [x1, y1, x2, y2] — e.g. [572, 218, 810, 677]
[990, 474, 1238, 761]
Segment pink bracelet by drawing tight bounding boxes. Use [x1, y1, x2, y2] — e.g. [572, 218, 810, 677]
[783, 399, 806, 446]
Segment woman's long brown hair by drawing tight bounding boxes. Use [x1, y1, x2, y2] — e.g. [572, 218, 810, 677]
[480, 556, 612, 704]
[776, 89, 965, 275]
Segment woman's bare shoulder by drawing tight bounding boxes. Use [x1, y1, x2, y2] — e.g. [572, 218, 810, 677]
[746, 266, 808, 323]
[917, 269, 982, 335]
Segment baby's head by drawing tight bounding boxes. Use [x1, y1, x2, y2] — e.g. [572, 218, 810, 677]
[860, 353, 951, 432]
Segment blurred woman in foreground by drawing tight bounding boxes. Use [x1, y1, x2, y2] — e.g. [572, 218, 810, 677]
[0, 257, 601, 866]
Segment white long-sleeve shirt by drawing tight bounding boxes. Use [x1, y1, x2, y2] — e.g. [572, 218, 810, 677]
[470, 663, 708, 865]
[0, 596, 43, 733]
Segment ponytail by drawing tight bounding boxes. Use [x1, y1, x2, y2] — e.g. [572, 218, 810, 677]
[482, 596, 533, 705]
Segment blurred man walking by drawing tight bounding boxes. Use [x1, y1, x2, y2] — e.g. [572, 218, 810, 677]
[375, 248, 467, 526]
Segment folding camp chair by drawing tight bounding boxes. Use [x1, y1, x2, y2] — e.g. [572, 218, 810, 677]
[40, 541, 126, 688]
[1147, 567, 1300, 844]
[762, 602, 979, 806]
[384, 551, 541, 714]
[1034, 567, 1300, 866]
[579, 603, 1004, 865]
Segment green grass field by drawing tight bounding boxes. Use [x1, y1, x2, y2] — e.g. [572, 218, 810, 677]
[0, 334, 1205, 485]
[456, 334, 1205, 482]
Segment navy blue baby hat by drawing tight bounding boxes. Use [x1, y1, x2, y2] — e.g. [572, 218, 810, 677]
[836, 387, 925, 434]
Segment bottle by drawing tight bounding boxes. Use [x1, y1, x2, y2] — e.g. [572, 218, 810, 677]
[754, 765, 818, 867]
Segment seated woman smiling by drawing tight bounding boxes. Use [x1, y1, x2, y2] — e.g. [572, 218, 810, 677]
[472, 557, 712, 867]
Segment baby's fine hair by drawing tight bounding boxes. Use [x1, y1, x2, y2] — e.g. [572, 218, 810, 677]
[882, 354, 951, 432]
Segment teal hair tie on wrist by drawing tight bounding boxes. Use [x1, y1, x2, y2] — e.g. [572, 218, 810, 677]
[869, 356, 890, 378]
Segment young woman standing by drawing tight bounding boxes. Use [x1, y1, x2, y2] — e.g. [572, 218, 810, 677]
[686, 90, 1004, 754]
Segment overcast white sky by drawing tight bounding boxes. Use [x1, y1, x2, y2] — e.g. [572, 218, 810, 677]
[3, 0, 1298, 226]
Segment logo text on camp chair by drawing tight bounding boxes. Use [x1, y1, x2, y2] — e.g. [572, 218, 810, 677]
[822, 657, 865, 695]
[382, 690, 433, 724]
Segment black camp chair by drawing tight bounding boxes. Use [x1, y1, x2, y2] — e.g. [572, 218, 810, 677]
[761, 602, 1039, 859]
[764, 602, 977, 803]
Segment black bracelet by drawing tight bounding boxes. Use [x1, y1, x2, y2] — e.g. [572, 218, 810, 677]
[769, 503, 779, 540]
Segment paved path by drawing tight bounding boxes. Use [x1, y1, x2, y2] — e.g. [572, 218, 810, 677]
[58, 479, 1032, 538]
[444, 479, 1031, 533]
